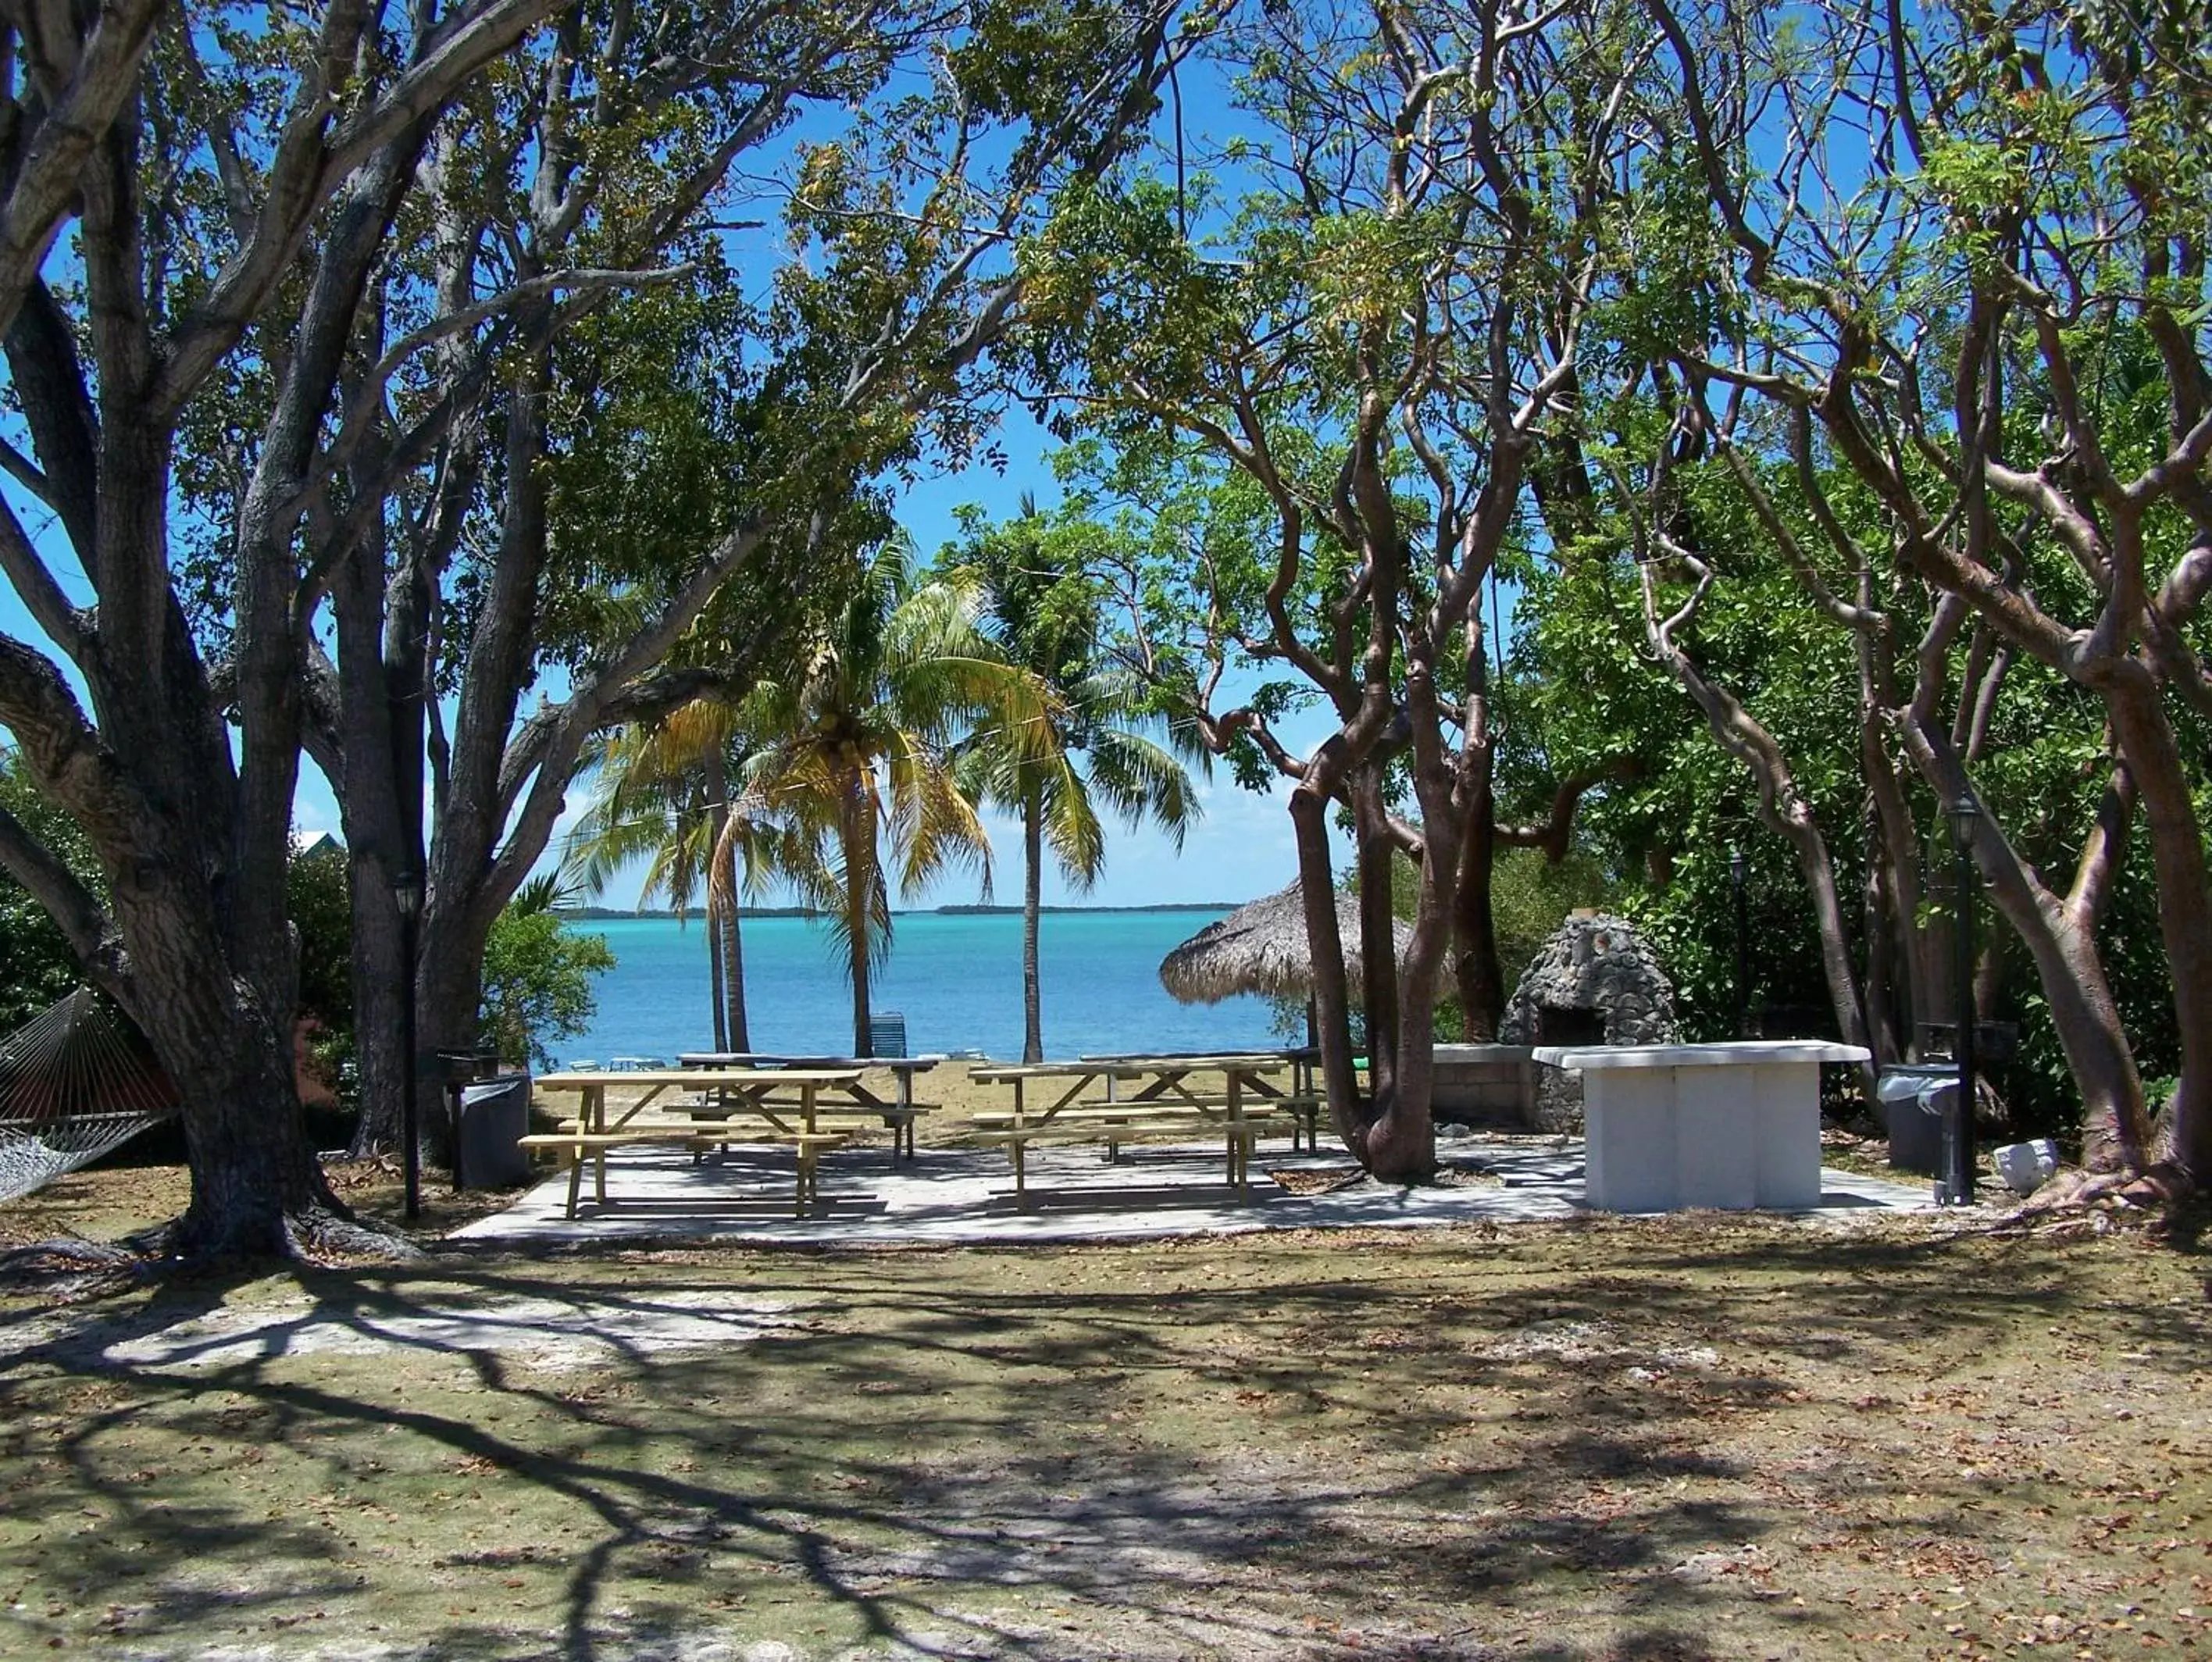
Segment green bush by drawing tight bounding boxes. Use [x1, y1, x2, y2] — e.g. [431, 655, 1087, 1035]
[480, 879, 616, 1068]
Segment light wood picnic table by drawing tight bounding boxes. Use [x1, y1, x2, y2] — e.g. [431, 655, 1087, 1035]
[1079, 1047, 1323, 1147]
[529, 1067, 863, 1218]
[966, 1054, 1290, 1200]
[676, 1053, 939, 1157]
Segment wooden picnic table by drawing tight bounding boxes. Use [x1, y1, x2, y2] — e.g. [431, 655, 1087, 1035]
[1079, 1047, 1322, 1147]
[965, 1054, 1292, 1202]
[676, 1053, 939, 1157]
[527, 1066, 863, 1218]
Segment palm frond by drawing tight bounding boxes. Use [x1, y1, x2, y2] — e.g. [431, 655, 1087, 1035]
[1085, 728, 1204, 850]
[1039, 769, 1108, 890]
[883, 725, 993, 901]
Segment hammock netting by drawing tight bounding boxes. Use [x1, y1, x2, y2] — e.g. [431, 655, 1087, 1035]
[0, 989, 181, 1204]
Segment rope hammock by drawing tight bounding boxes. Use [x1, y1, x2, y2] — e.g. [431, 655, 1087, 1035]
[0, 989, 181, 1204]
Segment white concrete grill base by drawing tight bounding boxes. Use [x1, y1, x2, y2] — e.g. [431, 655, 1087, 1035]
[1532, 1041, 1872, 1212]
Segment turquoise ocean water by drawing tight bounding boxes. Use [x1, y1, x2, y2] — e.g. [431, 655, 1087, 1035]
[557, 908, 1284, 1064]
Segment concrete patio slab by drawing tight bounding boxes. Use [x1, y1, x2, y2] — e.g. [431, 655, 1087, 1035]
[450, 1132, 1936, 1247]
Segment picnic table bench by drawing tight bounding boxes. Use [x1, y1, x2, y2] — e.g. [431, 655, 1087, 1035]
[530, 1067, 865, 1218]
[966, 1055, 1292, 1203]
[1079, 1049, 1324, 1149]
[970, 1100, 1286, 1177]
[677, 1053, 940, 1158]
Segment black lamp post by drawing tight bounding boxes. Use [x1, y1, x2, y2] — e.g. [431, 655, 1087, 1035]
[1946, 794, 1979, 1207]
[396, 872, 423, 1222]
[1729, 848, 1750, 1040]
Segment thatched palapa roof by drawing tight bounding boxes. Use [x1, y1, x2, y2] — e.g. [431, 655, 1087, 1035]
[1158, 881, 1413, 1005]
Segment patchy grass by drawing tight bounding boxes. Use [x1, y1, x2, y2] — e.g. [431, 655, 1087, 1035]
[0, 1215, 2206, 1660]
[0, 1159, 520, 1250]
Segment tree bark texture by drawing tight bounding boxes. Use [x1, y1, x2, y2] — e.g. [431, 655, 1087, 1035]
[844, 786, 874, 1058]
[2098, 670, 2212, 1179]
[1022, 788, 1044, 1065]
[708, 904, 729, 1053]
[1450, 769, 1504, 1043]
[705, 745, 748, 1051]
[1896, 707, 2149, 1170]
[1290, 779, 1365, 1157]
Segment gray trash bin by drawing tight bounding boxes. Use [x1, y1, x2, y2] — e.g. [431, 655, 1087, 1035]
[457, 1074, 533, 1189]
[1876, 1064, 1958, 1175]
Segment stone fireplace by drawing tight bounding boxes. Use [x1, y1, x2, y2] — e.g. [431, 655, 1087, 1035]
[1532, 1004, 1607, 1047]
[1499, 914, 1680, 1130]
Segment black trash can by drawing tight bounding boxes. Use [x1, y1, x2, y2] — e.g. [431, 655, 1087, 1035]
[1876, 1064, 1957, 1175]
[457, 1074, 533, 1189]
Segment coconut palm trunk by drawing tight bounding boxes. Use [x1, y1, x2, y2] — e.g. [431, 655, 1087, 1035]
[708, 911, 728, 1050]
[844, 786, 875, 1057]
[692, 778, 727, 1050]
[719, 902, 750, 1053]
[1022, 783, 1045, 1064]
[705, 747, 750, 1051]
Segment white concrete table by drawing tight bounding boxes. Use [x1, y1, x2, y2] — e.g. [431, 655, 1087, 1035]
[1532, 1040, 1870, 1212]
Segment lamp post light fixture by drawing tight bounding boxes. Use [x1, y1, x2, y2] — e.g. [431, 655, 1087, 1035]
[1946, 794, 1980, 1207]
[1729, 848, 1750, 1040]
[395, 871, 423, 1222]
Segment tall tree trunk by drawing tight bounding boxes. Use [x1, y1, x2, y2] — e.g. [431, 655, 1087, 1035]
[720, 903, 750, 1053]
[696, 779, 726, 1051]
[2100, 670, 2212, 1179]
[708, 902, 728, 1051]
[414, 905, 493, 1152]
[1856, 572, 1934, 1055]
[150, 983, 333, 1254]
[1859, 807, 1906, 1066]
[1291, 776, 1365, 1154]
[1022, 786, 1044, 1064]
[346, 888, 410, 1155]
[1368, 833, 1448, 1180]
[1896, 712, 2148, 1168]
[1354, 765, 1400, 1106]
[844, 787, 873, 1057]
[1450, 747, 1504, 1041]
[705, 747, 748, 1051]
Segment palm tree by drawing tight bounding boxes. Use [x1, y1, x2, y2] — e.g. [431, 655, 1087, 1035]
[563, 704, 783, 1051]
[949, 504, 1206, 1061]
[728, 536, 1056, 1055]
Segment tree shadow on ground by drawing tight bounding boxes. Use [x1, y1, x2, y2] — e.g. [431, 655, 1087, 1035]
[0, 1222, 2201, 1659]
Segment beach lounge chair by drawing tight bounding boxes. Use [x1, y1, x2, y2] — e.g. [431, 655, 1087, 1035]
[866, 1013, 908, 1059]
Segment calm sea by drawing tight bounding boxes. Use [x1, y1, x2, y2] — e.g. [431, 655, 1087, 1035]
[557, 908, 1285, 1064]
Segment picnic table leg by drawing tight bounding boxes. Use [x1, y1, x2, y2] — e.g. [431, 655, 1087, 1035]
[1007, 1079, 1030, 1204]
[1229, 1073, 1248, 1198]
[801, 1082, 821, 1212]
[585, 1082, 609, 1210]
[565, 1143, 585, 1218]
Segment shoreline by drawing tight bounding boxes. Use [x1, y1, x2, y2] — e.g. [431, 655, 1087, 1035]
[556, 901, 1241, 922]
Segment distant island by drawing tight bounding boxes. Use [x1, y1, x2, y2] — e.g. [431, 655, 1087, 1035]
[556, 901, 1236, 921]
[931, 903, 1233, 915]
[557, 904, 825, 920]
